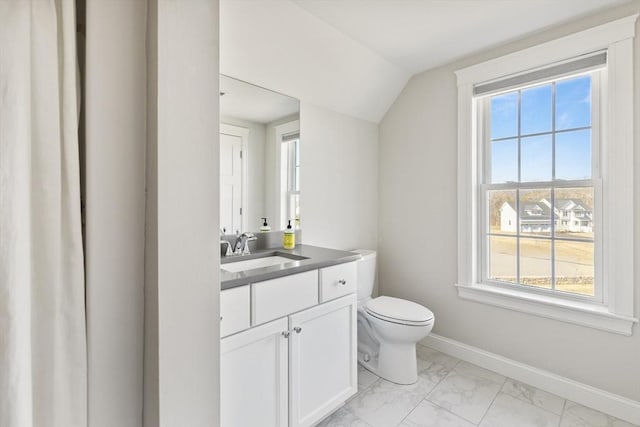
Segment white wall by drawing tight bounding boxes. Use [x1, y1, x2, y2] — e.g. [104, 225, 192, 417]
[301, 102, 378, 252]
[378, 3, 640, 402]
[85, 1, 221, 426]
[84, 2, 146, 426]
[155, 1, 220, 426]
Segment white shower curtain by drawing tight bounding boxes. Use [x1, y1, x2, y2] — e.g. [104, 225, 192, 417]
[0, 1, 87, 426]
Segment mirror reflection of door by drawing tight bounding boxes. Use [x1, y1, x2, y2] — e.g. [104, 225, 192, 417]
[220, 124, 249, 234]
[220, 75, 300, 232]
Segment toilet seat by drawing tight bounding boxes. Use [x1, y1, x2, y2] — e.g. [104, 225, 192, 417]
[365, 296, 434, 326]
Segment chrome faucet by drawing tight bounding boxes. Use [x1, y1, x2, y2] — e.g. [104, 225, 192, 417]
[233, 232, 257, 255]
[220, 240, 232, 256]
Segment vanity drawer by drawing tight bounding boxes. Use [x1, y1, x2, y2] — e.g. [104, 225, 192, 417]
[252, 270, 319, 325]
[220, 285, 250, 338]
[319, 262, 357, 302]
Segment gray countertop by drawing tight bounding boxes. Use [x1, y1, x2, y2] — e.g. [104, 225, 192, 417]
[220, 244, 361, 290]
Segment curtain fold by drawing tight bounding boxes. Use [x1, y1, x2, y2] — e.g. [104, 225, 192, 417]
[0, 1, 87, 426]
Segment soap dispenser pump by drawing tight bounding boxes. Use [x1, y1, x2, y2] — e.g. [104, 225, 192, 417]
[259, 217, 271, 232]
[283, 220, 295, 249]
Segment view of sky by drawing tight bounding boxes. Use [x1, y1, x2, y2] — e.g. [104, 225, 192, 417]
[490, 75, 592, 184]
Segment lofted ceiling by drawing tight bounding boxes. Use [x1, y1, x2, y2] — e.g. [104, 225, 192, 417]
[220, 0, 630, 123]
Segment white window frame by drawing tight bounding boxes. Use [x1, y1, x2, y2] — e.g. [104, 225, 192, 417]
[285, 135, 300, 228]
[454, 15, 638, 335]
[274, 120, 300, 229]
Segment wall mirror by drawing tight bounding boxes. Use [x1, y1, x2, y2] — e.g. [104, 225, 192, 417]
[220, 75, 300, 234]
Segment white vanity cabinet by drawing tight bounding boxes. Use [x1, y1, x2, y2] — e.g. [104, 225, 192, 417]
[220, 318, 289, 427]
[220, 284, 250, 337]
[220, 262, 358, 427]
[289, 294, 357, 427]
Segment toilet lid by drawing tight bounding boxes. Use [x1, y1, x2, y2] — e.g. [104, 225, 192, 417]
[365, 296, 434, 325]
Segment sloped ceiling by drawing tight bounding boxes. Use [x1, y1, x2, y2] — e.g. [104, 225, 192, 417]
[220, 0, 629, 123]
[220, 0, 409, 123]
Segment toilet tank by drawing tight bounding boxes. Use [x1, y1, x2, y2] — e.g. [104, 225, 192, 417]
[352, 249, 376, 299]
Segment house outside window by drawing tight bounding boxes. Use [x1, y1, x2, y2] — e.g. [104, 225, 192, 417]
[454, 15, 638, 335]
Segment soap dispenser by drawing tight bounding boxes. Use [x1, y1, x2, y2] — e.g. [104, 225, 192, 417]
[283, 220, 295, 249]
[259, 217, 271, 232]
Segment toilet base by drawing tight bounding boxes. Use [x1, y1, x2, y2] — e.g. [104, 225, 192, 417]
[357, 342, 419, 385]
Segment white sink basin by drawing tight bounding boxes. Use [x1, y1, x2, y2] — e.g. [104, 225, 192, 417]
[221, 256, 300, 273]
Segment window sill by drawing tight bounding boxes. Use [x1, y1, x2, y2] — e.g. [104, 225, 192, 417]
[455, 283, 638, 336]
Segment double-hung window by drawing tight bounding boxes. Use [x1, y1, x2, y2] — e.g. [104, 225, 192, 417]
[455, 15, 638, 335]
[480, 63, 602, 302]
[275, 119, 301, 229]
[284, 133, 301, 228]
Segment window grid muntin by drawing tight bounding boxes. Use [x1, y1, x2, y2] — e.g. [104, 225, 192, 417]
[480, 70, 601, 303]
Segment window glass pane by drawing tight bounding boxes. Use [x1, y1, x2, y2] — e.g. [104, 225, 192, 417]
[292, 194, 300, 228]
[555, 75, 591, 130]
[481, 70, 599, 300]
[488, 236, 517, 284]
[491, 138, 518, 183]
[491, 92, 518, 139]
[555, 240, 594, 296]
[519, 189, 552, 237]
[554, 187, 594, 240]
[521, 135, 552, 182]
[556, 129, 591, 180]
[521, 84, 552, 135]
[488, 190, 516, 234]
[519, 238, 552, 289]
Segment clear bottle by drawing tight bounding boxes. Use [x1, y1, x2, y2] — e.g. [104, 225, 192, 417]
[282, 220, 295, 249]
[259, 217, 271, 232]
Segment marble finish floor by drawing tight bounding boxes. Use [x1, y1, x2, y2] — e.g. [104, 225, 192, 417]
[317, 344, 638, 427]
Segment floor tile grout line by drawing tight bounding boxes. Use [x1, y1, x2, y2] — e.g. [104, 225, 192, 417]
[396, 355, 462, 427]
[476, 376, 508, 426]
[422, 396, 484, 426]
[352, 353, 631, 427]
[558, 398, 569, 427]
[423, 358, 486, 425]
[351, 376, 381, 402]
[424, 358, 459, 402]
[502, 377, 567, 420]
[358, 376, 380, 395]
[394, 396, 425, 427]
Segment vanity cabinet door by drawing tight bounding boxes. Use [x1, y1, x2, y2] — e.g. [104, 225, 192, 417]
[289, 294, 357, 427]
[220, 317, 289, 427]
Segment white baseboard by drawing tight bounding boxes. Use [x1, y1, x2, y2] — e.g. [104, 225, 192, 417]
[421, 333, 640, 426]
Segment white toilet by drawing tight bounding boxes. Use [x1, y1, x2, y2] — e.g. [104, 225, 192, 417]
[354, 249, 434, 385]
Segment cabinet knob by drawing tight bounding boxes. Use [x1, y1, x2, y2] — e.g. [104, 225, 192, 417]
[293, 326, 302, 334]
[282, 331, 290, 338]
[338, 279, 347, 285]
[220, 316, 223, 321]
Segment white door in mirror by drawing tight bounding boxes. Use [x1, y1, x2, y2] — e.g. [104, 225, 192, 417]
[220, 131, 243, 234]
